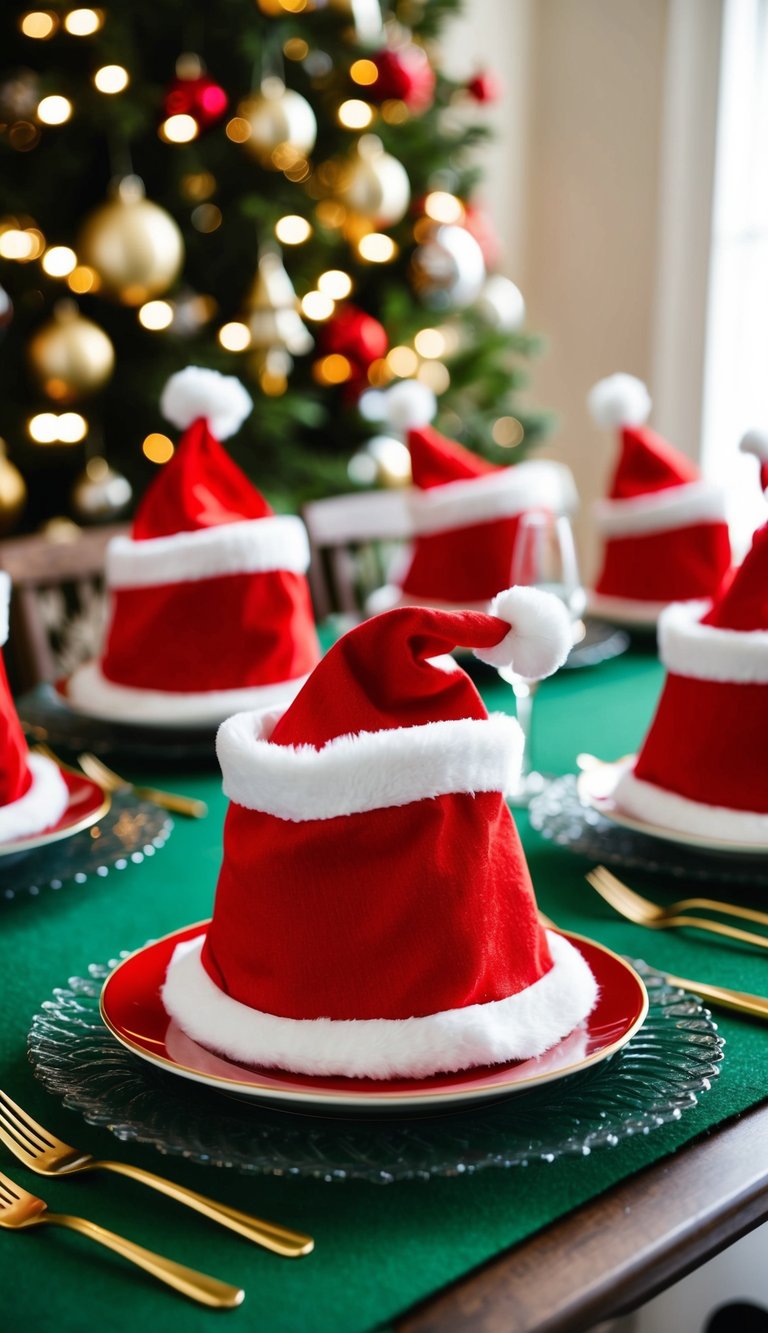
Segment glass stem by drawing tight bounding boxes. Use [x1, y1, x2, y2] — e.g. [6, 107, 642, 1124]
[512, 677, 537, 779]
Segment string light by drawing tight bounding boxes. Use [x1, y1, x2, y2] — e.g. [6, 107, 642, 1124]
[191, 204, 222, 233]
[317, 269, 352, 299]
[300, 291, 334, 321]
[492, 416, 525, 448]
[160, 114, 198, 143]
[315, 200, 346, 229]
[67, 265, 98, 293]
[57, 411, 88, 442]
[41, 245, 77, 277]
[138, 300, 173, 330]
[284, 38, 309, 60]
[357, 233, 397, 263]
[386, 346, 419, 377]
[218, 322, 251, 352]
[29, 411, 86, 443]
[94, 65, 129, 94]
[20, 11, 58, 38]
[0, 230, 35, 261]
[181, 171, 217, 201]
[381, 101, 409, 124]
[64, 8, 102, 35]
[275, 215, 312, 245]
[313, 354, 352, 385]
[8, 123, 40, 151]
[225, 117, 251, 143]
[142, 432, 174, 464]
[338, 99, 374, 130]
[424, 191, 464, 224]
[417, 361, 450, 394]
[350, 59, 378, 85]
[37, 96, 72, 125]
[414, 328, 447, 359]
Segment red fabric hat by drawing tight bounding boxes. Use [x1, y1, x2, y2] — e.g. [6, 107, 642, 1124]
[740, 430, 768, 496]
[162, 592, 597, 1080]
[0, 573, 68, 843]
[68, 368, 320, 725]
[611, 522, 768, 846]
[361, 381, 577, 611]
[587, 374, 731, 624]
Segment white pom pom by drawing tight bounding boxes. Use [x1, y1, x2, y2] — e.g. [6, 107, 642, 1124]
[474, 586, 573, 680]
[740, 430, 768, 463]
[0, 570, 9, 647]
[359, 380, 436, 433]
[160, 367, 253, 440]
[587, 374, 651, 430]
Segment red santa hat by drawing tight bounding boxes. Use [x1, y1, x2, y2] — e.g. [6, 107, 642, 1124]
[361, 381, 577, 612]
[67, 368, 320, 725]
[161, 592, 598, 1079]
[0, 573, 68, 844]
[587, 374, 731, 624]
[740, 430, 768, 496]
[611, 521, 768, 846]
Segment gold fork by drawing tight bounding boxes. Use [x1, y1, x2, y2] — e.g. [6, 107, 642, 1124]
[586, 865, 768, 951]
[0, 1168, 244, 1308]
[0, 1088, 313, 1258]
[77, 752, 208, 819]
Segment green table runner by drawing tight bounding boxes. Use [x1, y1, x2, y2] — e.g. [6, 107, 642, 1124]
[2, 648, 766, 1332]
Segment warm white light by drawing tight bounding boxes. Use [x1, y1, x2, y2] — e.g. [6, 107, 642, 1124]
[0, 229, 35, 260]
[424, 191, 465, 224]
[300, 291, 334, 321]
[350, 59, 378, 86]
[387, 346, 419, 378]
[138, 300, 173, 331]
[21, 11, 57, 38]
[29, 413, 59, 443]
[94, 65, 129, 94]
[57, 412, 87, 442]
[218, 322, 251, 352]
[142, 432, 175, 464]
[338, 99, 374, 130]
[67, 264, 98, 293]
[317, 269, 352, 299]
[414, 327, 446, 359]
[417, 360, 450, 394]
[275, 215, 312, 245]
[64, 8, 102, 35]
[161, 113, 198, 143]
[42, 245, 77, 277]
[357, 232, 397, 263]
[37, 95, 72, 125]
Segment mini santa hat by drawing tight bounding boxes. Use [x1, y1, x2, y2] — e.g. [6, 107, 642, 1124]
[0, 573, 68, 844]
[361, 381, 577, 612]
[740, 430, 768, 496]
[611, 521, 768, 845]
[587, 374, 731, 624]
[162, 592, 598, 1080]
[67, 368, 320, 725]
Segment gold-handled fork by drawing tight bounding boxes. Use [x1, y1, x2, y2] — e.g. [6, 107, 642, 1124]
[0, 1168, 244, 1308]
[586, 865, 768, 951]
[0, 1089, 313, 1258]
[77, 752, 208, 820]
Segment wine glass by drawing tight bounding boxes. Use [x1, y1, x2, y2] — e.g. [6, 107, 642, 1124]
[500, 510, 586, 806]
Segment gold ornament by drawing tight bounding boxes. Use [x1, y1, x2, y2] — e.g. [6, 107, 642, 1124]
[239, 78, 317, 168]
[27, 300, 114, 402]
[78, 176, 184, 306]
[337, 135, 410, 228]
[71, 456, 133, 523]
[0, 440, 26, 535]
[247, 248, 313, 392]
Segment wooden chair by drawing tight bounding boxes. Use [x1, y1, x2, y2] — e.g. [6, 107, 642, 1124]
[302, 488, 413, 621]
[0, 523, 129, 692]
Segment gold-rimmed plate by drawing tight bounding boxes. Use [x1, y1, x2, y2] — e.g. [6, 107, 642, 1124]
[0, 769, 110, 858]
[100, 922, 648, 1113]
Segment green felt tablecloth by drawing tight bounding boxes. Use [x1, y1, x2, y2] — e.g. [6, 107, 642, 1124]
[1, 646, 766, 1332]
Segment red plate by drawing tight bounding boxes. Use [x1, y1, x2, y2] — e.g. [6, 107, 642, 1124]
[100, 923, 648, 1111]
[0, 770, 110, 858]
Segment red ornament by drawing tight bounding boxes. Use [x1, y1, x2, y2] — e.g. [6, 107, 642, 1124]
[320, 305, 388, 392]
[463, 204, 501, 270]
[466, 70, 502, 104]
[163, 72, 228, 132]
[370, 46, 436, 114]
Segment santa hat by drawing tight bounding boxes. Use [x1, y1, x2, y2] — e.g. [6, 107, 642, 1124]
[67, 368, 320, 725]
[587, 374, 731, 623]
[162, 592, 598, 1080]
[612, 521, 768, 845]
[0, 573, 68, 844]
[740, 431, 768, 496]
[361, 381, 577, 612]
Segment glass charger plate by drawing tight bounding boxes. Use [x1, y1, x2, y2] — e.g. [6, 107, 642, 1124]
[17, 683, 218, 766]
[28, 955, 723, 1183]
[529, 775, 768, 886]
[1, 794, 173, 901]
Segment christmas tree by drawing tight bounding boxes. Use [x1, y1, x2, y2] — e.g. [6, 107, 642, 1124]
[0, 0, 550, 532]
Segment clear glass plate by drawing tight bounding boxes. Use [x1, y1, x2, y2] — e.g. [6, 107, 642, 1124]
[28, 955, 724, 1184]
[529, 776, 768, 886]
[1, 795, 173, 902]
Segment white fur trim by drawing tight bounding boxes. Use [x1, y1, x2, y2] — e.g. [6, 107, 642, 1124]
[217, 710, 523, 820]
[160, 367, 253, 440]
[106, 516, 310, 589]
[593, 481, 726, 536]
[587, 374, 652, 429]
[66, 661, 310, 726]
[0, 570, 9, 646]
[161, 930, 599, 1079]
[408, 460, 578, 535]
[586, 590, 669, 625]
[474, 586, 573, 679]
[658, 600, 768, 683]
[614, 766, 768, 847]
[359, 380, 436, 430]
[0, 753, 69, 844]
[740, 430, 768, 463]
